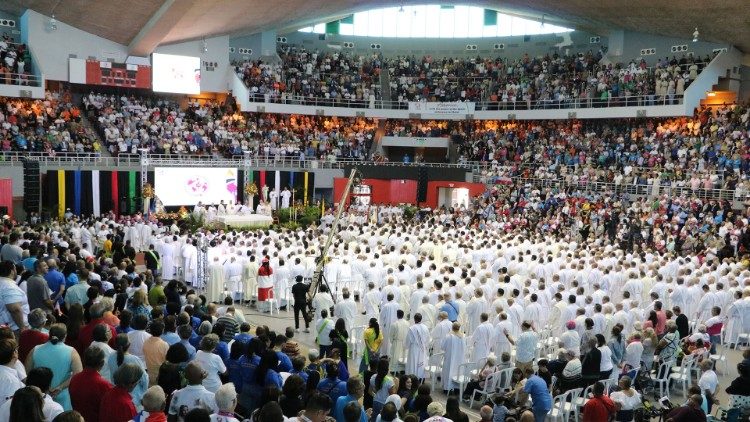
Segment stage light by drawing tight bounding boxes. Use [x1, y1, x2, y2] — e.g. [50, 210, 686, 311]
[49, 15, 57, 31]
[692, 27, 699, 43]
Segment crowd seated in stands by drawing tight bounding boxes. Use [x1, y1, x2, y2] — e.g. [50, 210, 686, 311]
[0, 34, 32, 86]
[0, 92, 98, 154]
[234, 45, 382, 105]
[84, 92, 375, 159]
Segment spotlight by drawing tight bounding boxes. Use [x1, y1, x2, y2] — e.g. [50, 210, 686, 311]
[202, 38, 208, 53]
[49, 14, 57, 31]
[692, 27, 699, 43]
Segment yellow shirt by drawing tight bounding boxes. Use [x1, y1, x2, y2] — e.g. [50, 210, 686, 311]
[364, 327, 383, 353]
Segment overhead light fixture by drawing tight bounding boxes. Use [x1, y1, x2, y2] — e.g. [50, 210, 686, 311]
[541, 14, 546, 28]
[49, 14, 57, 31]
[692, 27, 699, 42]
[398, 5, 404, 13]
[202, 37, 208, 53]
[706, 91, 716, 97]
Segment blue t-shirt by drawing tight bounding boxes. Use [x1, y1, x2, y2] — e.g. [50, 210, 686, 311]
[523, 375, 552, 411]
[276, 351, 293, 372]
[334, 394, 367, 422]
[239, 355, 261, 397]
[161, 332, 180, 346]
[440, 301, 459, 322]
[264, 369, 283, 389]
[44, 270, 65, 302]
[234, 333, 253, 345]
[318, 377, 347, 402]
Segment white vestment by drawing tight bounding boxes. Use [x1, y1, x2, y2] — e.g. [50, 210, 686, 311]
[471, 322, 494, 362]
[389, 319, 409, 372]
[334, 298, 358, 332]
[441, 333, 466, 391]
[182, 243, 198, 287]
[404, 322, 430, 378]
[207, 261, 226, 303]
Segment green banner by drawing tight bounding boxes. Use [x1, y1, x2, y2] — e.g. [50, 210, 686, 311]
[129, 171, 136, 214]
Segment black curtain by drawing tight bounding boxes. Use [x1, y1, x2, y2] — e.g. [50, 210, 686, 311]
[117, 171, 129, 215]
[45, 171, 58, 215]
[64, 171, 75, 212]
[100, 171, 113, 215]
[237, 170, 245, 205]
[81, 171, 94, 216]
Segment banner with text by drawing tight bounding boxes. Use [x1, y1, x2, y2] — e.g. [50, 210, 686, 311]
[408, 101, 475, 116]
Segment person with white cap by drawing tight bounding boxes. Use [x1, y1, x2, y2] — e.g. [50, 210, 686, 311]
[423, 401, 452, 422]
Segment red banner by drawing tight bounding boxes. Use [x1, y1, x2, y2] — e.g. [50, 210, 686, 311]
[0, 179, 11, 218]
[85, 60, 151, 89]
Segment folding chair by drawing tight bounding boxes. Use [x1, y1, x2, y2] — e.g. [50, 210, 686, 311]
[425, 352, 444, 393]
[451, 362, 476, 402]
[469, 370, 502, 408]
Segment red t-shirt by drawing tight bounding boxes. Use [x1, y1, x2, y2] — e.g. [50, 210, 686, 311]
[70, 368, 114, 422]
[582, 395, 616, 422]
[77, 318, 117, 350]
[99, 386, 136, 422]
[18, 329, 48, 363]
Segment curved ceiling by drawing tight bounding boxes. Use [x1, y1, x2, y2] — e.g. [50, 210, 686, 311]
[2, 0, 748, 53]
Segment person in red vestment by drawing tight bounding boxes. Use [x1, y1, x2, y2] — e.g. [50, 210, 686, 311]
[582, 382, 616, 422]
[18, 309, 49, 363]
[98, 362, 143, 422]
[257, 257, 274, 301]
[70, 346, 113, 422]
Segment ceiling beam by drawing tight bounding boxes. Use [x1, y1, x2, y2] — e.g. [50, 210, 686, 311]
[128, 0, 197, 56]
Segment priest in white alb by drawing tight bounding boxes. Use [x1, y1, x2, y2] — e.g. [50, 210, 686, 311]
[404, 312, 430, 379]
[379, 293, 400, 354]
[207, 256, 226, 303]
[334, 288, 358, 332]
[441, 322, 466, 394]
[389, 310, 409, 372]
[224, 254, 243, 302]
[182, 239, 198, 287]
[471, 313, 494, 362]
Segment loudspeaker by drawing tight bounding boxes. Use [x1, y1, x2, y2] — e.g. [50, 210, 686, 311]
[22, 159, 40, 214]
[417, 167, 428, 203]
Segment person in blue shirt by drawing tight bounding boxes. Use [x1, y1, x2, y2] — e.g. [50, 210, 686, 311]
[333, 376, 368, 422]
[177, 323, 196, 360]
[226, 341, 246, 393]
[317, 363, 347, 403]
[212, 325, 230, 364]
[160, 316, 181, 346]
[257, 350, 283, 389]
[440, 295, 459, 322]
[233, 323, 254, 345]
[44, 259, 66, 305]
[273, 335, 293, 372]
[289, 355, 309, 383]
[523, 369, 552, 421]
[238, 338, 264, 414]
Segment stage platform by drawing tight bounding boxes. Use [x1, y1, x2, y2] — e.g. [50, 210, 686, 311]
[213, 214, 273, 229]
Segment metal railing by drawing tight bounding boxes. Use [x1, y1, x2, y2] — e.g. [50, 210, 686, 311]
[0, 72, 42, 88]
[489, 176, 745, 202]
[246, 93, 684, 111]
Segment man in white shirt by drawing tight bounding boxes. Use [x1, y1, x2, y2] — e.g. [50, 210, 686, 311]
[697, 360, 719, 413]
[315, 309, 334, 357]
[0, 338, 23, 406]
[333, 289, 358, 332]
[168, 362, 218, 421]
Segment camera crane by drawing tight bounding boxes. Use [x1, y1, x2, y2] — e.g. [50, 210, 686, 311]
[306, 168, 359, 305]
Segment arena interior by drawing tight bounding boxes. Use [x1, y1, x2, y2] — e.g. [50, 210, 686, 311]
[0, 1, 749, 421]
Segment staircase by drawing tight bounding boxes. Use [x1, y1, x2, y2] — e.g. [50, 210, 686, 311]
[368, 120, 387, 159]
[81, 113, 110, 156]
[379, 70, 392, 103]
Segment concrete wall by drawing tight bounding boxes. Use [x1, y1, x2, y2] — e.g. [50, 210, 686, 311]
[740, 65, 750, 103]
[21, 9, 128, 82]
[611, 30, 729, 65]
[154, 35, 231, 93]
[0, 11, 21, 43]
[280, 30, 606, 59]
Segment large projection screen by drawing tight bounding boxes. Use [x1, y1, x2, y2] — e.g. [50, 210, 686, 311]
[155, 167, 237, 206]
[151, 53, 201, 94]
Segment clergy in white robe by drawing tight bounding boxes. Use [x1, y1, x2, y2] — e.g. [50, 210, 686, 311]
[405, 313, 430, 379]
[275, 260, 292, 306]
[388, 311, 409, 372]
[379, 294, 400, 354]
[363, 283, 381, 319]
[281, 188, 292, 209]
[139, 223, 152, 252]
[224, 256, 243, 301]
[493, 313, 515, 356]
[207, 257, 226, 303]
[430, 312, 452, 350]
[242, 255, 259, 302]
[416, 297, 437, 330]
[465, 291, 488, 335]
[441, 323, 466, 392]
[334, 289, 358, 332]
[159, 237, 175, 279]
[269, 190, 279, 210]
[471, 314, 494, 362]
[311, 285, 335, 326]
[182, 239, 198, 287]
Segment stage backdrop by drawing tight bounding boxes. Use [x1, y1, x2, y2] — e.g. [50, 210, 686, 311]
[333, 178, 484, 208]
[41, 169, 316, 218]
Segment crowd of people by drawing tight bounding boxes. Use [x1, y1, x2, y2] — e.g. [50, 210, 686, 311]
[85, 92, 376, 159]
[235, 44, 712, 108]
[234, 45, 383, 105]
[0, 166, 749, 421]
[0, 91, 99, 154]
[0, 35, 33, 86]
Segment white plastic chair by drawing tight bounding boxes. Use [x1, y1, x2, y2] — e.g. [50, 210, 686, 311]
[546, 388, 578, 421]
[574, 383, 595, 415]
[496, 367, 515, 391]
[349, 325, 365, 359]
[469, 370, 502, 408]
[709, 344, 729, 375]
[668, 355, 695, 398]
[425, 352, 444, 393]
[451, 362, 476, 401]
[650, 359, 674, 398]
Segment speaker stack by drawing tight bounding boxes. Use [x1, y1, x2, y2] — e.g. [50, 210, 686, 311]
[417, 167, 428, 203]
[22, 159, 41, 215]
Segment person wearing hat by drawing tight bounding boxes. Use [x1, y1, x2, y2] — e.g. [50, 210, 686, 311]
[19, 308, 49, 362]
[257, 256, 274, 305]
[560, 320, 581, 356]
